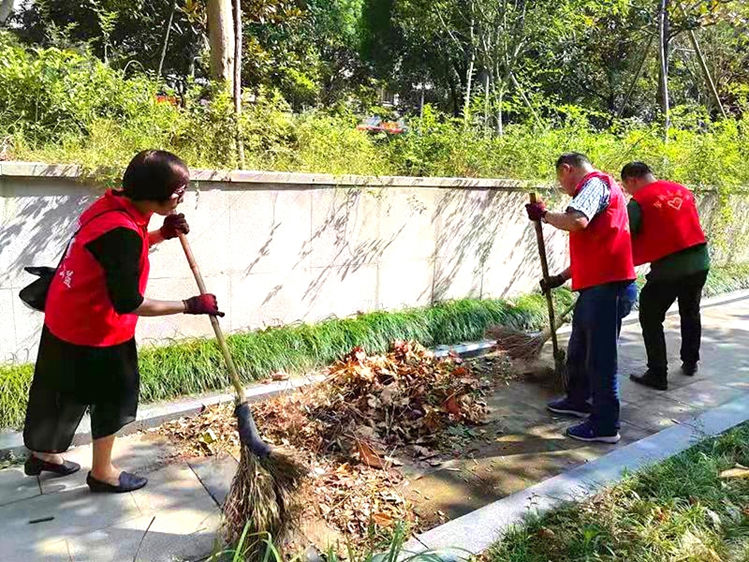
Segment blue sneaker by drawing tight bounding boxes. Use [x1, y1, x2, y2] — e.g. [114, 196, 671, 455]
[547, 397, 591, 418]
[566, 420, 620, 444]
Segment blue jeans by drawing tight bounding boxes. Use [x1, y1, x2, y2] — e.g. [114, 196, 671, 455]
[566, 281, 637, 434]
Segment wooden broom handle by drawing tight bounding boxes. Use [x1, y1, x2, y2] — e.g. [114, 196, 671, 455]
[529, 193, 561, 360]
[178, 233, 247, 403]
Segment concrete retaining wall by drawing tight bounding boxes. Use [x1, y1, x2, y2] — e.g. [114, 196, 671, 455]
[1, 162, 747, 363]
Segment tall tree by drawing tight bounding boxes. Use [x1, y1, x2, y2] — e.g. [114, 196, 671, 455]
[208, 0, 234, 85]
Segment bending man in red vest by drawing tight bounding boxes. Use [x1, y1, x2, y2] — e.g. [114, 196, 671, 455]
[526, 153, 637, 443]
[621, 162, 710, 391]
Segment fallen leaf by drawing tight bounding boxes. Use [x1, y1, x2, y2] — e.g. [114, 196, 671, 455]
[719, 468, 749, 479]
[199, 428, 217, 444]
[372, 512, 393, 526]
[538, 528, 556, 540]
[272, 371, 290, 381]
[443, 394, 462, 415]
[357, 440, 385, 469]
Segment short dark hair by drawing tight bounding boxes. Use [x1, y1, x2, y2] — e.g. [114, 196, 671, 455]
[621, 161, 653, 181]
[555, 152, 591, 170]
[122, 150, 189, 202]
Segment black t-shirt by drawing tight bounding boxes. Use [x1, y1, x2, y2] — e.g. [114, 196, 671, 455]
[85, 227, 145, 314]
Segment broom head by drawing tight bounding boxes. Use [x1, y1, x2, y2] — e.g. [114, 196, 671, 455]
[223, 402, 308, 559]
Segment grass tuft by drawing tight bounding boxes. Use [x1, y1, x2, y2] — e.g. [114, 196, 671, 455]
[0, 292, 572, 430]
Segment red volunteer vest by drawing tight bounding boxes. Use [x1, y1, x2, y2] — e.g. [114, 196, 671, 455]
[631, 180, 706, 266]
[45, 190, 152, 347]
[569, 171, 636, 291]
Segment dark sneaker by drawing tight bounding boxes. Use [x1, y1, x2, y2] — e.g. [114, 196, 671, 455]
[566, 420, 620, 444]
[630, 370, 668, 391]
[87, 471, 148, 493]
[24, 455, 80, 477]
[681, 363, 698, 377]
[547, 397, 591, 418]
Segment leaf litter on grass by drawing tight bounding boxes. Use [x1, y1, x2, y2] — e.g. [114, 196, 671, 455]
[154, 341, 514, 545]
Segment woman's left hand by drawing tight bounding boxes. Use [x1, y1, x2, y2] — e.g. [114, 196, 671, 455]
[160, 213, 190, 240]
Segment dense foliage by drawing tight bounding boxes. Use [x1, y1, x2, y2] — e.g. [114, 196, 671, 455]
[1, 2, 748, 188]
[2, 32, 749, 188]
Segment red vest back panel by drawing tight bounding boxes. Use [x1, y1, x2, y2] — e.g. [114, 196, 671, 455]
[45, 191, 152, 346]
[569, 171, 636, 291]
[631, 180, 706, 266]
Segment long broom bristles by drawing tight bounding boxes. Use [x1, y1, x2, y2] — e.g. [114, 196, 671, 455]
[486, 302, 575, 361]
[485, 325, 550, 360]
[222, 447, 307, 560]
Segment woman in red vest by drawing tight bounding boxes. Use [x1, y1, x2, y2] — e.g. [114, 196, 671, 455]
[526, 153, 637, 443]
[23, 150, 223, 493]
[621, 161, 709, 391]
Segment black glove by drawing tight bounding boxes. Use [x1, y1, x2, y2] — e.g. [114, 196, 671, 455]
[540, 274, 566, 293]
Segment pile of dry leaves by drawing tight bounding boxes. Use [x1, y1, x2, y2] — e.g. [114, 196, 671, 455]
[155, 341, 502, 541]
[256, 340, 492, 462]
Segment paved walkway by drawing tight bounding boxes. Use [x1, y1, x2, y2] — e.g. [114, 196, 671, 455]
[403, 292, 749, 525]
[1, 293, 748, 561]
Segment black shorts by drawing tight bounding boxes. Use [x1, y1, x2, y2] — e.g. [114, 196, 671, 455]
[23, 326, 140, 453]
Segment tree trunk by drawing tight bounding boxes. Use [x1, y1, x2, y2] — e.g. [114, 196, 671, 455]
[510, 72, 541, 127]
[207, 0, 234, 87]
[233, 0, 245, 167]
[658, 0, 670, 142]
[462, 17, 476, 129]
[463, 53, 475, 129]
[0, 0, 14, 24]
[686, 28, 727, 119]
[484, 72, 491, 135]
[157, 0, 178, 79]
[494, 78, 504, 136]
[618, 33, 654, 118]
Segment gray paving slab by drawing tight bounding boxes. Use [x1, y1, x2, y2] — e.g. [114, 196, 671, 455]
[130, 462, 213, 514]
[666, 377, 747, 409]
[0, 481, 141, 554]
[4, 538, 73, 562]
[188, 455, 238, 507]
[63, 495, 221, 562]
[0, 465, 40, 507]
[40, 433, 177, 495]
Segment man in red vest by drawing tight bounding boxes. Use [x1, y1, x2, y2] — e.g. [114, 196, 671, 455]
[621, 162, 710, 391]
[526, 153, 637, 443]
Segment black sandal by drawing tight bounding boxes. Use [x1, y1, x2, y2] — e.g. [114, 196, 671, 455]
[24, 455, 81, 477]
[86, 471, 148, 493]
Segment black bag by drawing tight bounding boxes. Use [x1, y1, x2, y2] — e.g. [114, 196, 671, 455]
[19, 267, 59, 312]
[18, 209, 131, 313]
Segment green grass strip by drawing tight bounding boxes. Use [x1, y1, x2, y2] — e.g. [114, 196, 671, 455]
[0, 291, 572, 430]
[1, 262, 748, 431]
[489, 421, 749, 561]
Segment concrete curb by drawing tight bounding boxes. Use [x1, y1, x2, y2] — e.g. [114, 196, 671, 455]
[0, 341, 495, 459]
[402, 393, 749, 557]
